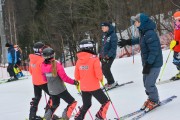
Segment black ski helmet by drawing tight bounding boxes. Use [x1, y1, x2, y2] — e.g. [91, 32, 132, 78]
[42, 47, 55, 59]
[33, 42, 45, 53]
[79, 39, 96, 54]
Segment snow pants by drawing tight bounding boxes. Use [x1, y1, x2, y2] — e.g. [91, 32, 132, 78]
[81, 89, 109, 112]
[143, 67, 161, 103]
[51, 90, 75, 111]
[7, 63, 16, 77]
[102, 58, 115, 84]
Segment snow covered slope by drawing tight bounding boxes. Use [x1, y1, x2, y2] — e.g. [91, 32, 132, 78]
[0, 50, 179, 120]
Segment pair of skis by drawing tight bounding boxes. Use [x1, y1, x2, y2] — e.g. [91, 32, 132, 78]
[114, 95, 177, 120]
[77, 81, 134, 94]
[25, 114, 75, 120]
[102, 81, 134, 91]
[156, 79, 180, 85]
[0, 76, 28, 84]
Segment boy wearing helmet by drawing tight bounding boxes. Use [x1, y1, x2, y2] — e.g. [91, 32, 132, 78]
[41, 47, 78, 120]
[28, 42, 52, 120]
[169, 11, 180, 80]
[74, 39, 110, 120]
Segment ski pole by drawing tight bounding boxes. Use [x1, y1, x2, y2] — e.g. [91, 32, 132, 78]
[131, 20, 135, 64]
[159, 50, 172, 82]
[101, 81, 120, 120]
[76, 83, 94, 120]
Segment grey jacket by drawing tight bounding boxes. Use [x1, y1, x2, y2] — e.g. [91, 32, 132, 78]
[45, 72, 67, 95]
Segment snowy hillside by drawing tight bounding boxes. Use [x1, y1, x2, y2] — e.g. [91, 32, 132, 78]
[0, 50, 180, 120]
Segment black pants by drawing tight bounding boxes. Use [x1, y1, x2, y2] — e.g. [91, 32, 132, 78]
[81, 89, 109, 112]
[173, 52, 180, 70]
[30, 84, 51, 118]
[102, 58, 115, 84]
[34, 84, 50, 98]
[51, 90, 75, 110]
[7, 63, 16, 77]
[16, 60, 21, 66]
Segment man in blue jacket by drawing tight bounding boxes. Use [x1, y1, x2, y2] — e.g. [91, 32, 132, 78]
[5, 43, 18, 81]
[100, 22, 118, 89]
[118, 13, 163, 112]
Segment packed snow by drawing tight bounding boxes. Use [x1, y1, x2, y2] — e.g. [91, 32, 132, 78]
[0, 50, 180, 120]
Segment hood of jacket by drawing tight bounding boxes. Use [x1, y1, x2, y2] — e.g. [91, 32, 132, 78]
[138, 13, 156, 34]
[103, 24, 115, 36]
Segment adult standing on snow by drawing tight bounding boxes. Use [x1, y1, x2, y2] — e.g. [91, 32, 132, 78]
[118, 13, 163, 112]
[5, 43, 18, 81]
[169, 11, 180, 80]
[100, 22, 118, 89]
[28, 42, 52, 120]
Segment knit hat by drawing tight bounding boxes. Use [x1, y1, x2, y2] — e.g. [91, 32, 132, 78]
[100, 22, 110, 27]
[131, 13, 141, 23]
[5, 43, 11, 47]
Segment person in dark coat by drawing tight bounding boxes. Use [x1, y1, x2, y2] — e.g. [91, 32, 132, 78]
[118, 13, 163, 112]
[100, 22, 118, 89]
[5, 43, 18, 81]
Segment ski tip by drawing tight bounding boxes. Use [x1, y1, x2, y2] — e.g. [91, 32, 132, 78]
[171, 95, 177, 98]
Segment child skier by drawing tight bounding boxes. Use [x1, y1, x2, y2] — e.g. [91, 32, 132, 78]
[41, 47, 78, 120]
[169, 11, 180, 80]
[74, 39, 110, 120]
[29, 42, 52, 120]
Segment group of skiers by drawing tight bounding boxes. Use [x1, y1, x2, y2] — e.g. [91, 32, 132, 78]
[2, 10, 178, 120]
[5, 43, 24, 81]
[27, 11, 180, 120]
[28, 40, 111, 120]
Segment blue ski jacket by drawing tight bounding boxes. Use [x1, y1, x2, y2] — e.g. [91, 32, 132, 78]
[132, 13, 163, 67]
[100, 24, 118, 59]
[7, 45, 17, 64]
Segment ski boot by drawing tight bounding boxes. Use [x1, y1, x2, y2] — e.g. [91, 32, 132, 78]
[61, 101, 77, 119]
[7, 76, 18, 82]
[104, 82, 118, 90]
[95, 100, 110, 119]
[29, 98, 40, 120]
[44, 109, 53, 120]
[74, 106, 87, 120]
[140, 99, 151, 110]
[144, 100, 160, 112]
[170, 71, 180, 81]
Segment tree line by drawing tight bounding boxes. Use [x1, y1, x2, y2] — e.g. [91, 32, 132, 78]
[2, 0, 180, 66]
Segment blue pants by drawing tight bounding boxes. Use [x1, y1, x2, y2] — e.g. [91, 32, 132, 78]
[143, 67, 160, 103]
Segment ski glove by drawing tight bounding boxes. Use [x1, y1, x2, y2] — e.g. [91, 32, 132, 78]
[118, 39, 132, 48]
[142, 63, 152, 74]
[170, 40, 178, 50]
[102, 58, 109, 63]
[74, 80, 79, 86]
